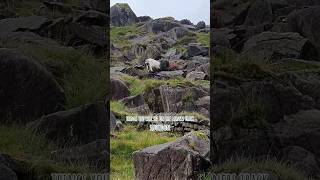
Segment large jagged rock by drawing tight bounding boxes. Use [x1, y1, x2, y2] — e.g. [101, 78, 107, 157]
[0, 48, 65, 123]
[196, 21, 206, 29]
[80, 0, 107, 12]
[40, 1, 74, 18]
[211, 28, 237, 48]
[0, 154, 32, 179]
[211, 109, 320, 177]
[244, 0, 272, 26]
[187, 43, 209, 57]
[137, 16, 152, 23]
[75, 10, 108, 26]
[273, 109, 320, 157]
[0, 31, 60, 49]
[211, 126, 281, 163]
[283, 146, 320, 177]
[196, 63, 210, 79]
[0, 16, 49, 35]
[212, 78, 315, 127]
[0, 163, 17, 180]
[110, 3, 137, 26]
[110, 78, 130, 100]
[280, 71, 320, 109]
[45, 20, 108, 57]
[242, 32, 319, 61]
[180, 19, 193, 25]
[51, 139, 109, 170]
[120, 94, 145, 108]
[27, 103, 108, 146]
[212, 0, 251, 28]
[288, 6, 320, 56]
[143, 18, 182, 33]
[165, 27, 194, 40]
[133, 131, 210, 180]
[144, 85, 208, 113]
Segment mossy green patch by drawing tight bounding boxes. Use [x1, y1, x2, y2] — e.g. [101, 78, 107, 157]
[231, 97, 267, 129]
[196, 33, 210, 47]
[111, 25, 144, 49]
[21, 45, 108, 109]
[110, 101, 137, 121]
[191, 131, 209, 141]
[0, 124, 91, 178]
[110, 125, 178, 180]
[121, 75, 201, 96]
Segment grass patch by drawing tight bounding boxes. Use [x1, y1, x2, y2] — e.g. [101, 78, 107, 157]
[21, 45, 108, 109]
[175, 35, 197, 47]
[271, 59, 320, 73]
[196, 33, 210, 47]
[110, 101, 137, 120]
[121, 75, 199, 96]
[0, 124, 90, 178]
[110, 125, 178, 180]
[111, 25, 144, 49]
[201, 158, 310, 180]
[213, 55, 275, 80]
[191, 131, 209, 141]
[231, 96, 267, 129]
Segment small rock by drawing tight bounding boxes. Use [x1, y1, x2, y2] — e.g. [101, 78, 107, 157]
[186, 71, 208, 80]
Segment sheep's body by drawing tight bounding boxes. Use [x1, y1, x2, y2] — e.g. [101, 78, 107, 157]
[145, 58, 160, 72]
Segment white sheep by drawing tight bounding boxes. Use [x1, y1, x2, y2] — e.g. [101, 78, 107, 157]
[144, 58, 161, 72]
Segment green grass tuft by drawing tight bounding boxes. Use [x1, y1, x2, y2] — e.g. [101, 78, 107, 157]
[110, 101, 137, 120]
[21, 45, 108, 109]
[110, 125, 178, 180]
[111, 25, 144, 49]
[0, 124, 91, 177]
[121, 75, 203, 96]
[196, 33, 210, 47]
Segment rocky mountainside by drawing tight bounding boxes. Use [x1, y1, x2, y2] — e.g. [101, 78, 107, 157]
[0, 0, 109, 179]
[110, 3, 211, 180]
[211, 0, 320, 179]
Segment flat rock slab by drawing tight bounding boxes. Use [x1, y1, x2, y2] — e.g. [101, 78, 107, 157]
[0, 16, 49, 35]
[133, 131, 210, 180]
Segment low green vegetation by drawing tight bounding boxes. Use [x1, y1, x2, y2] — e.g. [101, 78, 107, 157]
[0, 125, 90, 178]
[191, 131, 209, 141]
[121, 75, 206, 96]
[175, 35, 197, 46]
[110, 101, 137, 120]
[213, 51, 320, 80]
[196, 33, 210, 47]
[110, 125, 178, 180]
[21, 45, 108, 109]
[231, 96, 267, 129]
[271, 59, 320, 73]
[200, 158, 310, 180]
[111, 25, 144, 49]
